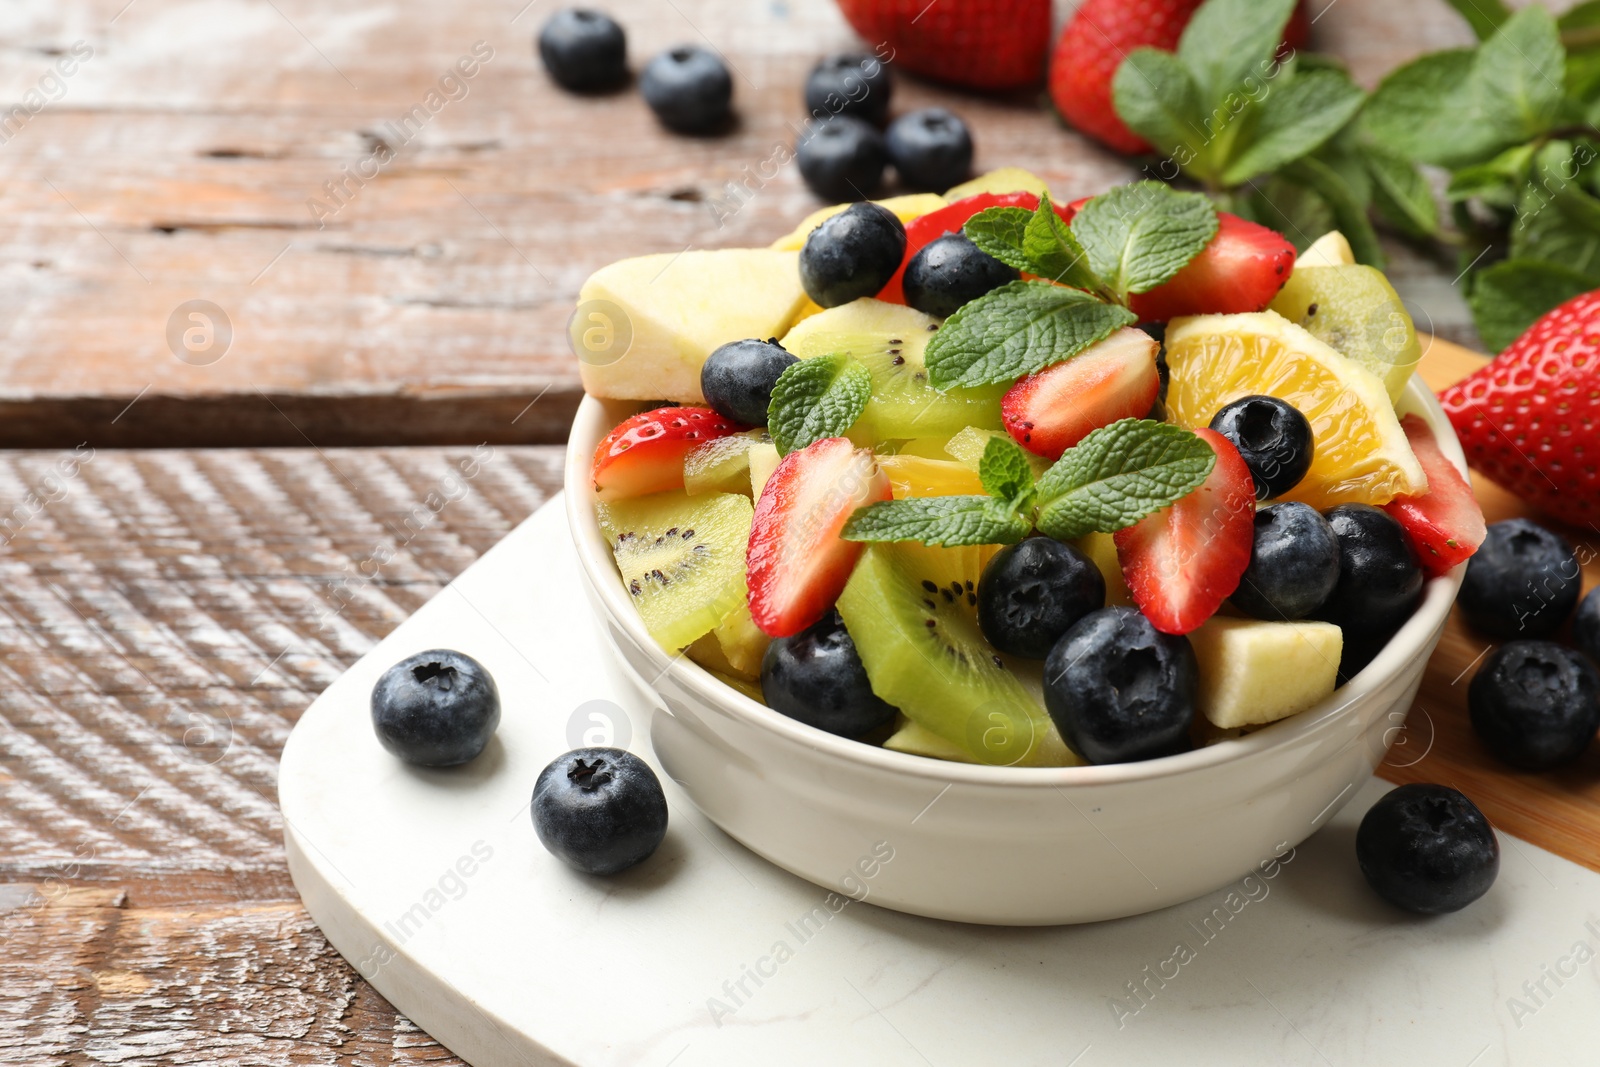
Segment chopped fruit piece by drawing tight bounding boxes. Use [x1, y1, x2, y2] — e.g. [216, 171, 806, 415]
[1114, 428, 1255, 635]
[834, 0, 1051, 92]
[708, 668, 765, 703]
[1269, 264, 1422, 401]
[881, 190, 1071, 304]
[1188, 616, 1342, 730]
[759, 611, 898, 738]
[1208, 395, 1314, 499]
[781, 299, 1005, 440]
[683, 429, 771, 496]
[574, 249, 807, 402]
[1163, 312, 1427, 508]
[886, 108, 974, 191]
[1128, 214, 1296, 321]
[714, 593, 769, 677]
[1381, 415, 1485, 578]
[943, 166, 1050, 200]
[1296, 231, 1356, 268]
[877, 454, 985, 498]
[1071, 531, 1133, 607]
[747, 438, 891, 637]
[598, 490, 753, 652]
[593, 406, 746, 501]
[884, 717, 978, 762]
[769, 194, 947, 251]
[686, 630, 742, 676]
[1001, 328, 1161, 460]
[944, 426, 1049, 476]
[747, 441, 781, 497]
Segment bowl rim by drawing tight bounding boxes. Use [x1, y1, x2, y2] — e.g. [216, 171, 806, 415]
[564, 372, 1467, 788]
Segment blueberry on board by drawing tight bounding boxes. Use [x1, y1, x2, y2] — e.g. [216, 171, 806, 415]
[537, 9, 628, 92]
[370, 649, 500, 767]
[885, 108, 973, 190]
[532, 747, 668, 874]
[1230, 502, 1341, 621]
[640, 46, 732, 134]
[1356, 783, 1498, 914]
[761, 611, 898, 737]
[1576, 587, 1600, 667]
[1043, 606, 1197, 764]
[977, 538, 1105, 660]
[1208, 395, 1314, 499]
[796, 116, 888, 202]
[804, 53, 891, 126]
[798, 201, 906, 308]
[1458, 519, 1581, 640]
[700, 338, 796, 426]
[1315, 504, 1424, 682]
[902, 233, 1019, 319]
[1468, 640, 1600, 771]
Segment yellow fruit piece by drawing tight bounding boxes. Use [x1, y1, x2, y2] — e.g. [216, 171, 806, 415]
[1269, 264, 1422, 402]
[769, 193, 948, 251]
[1071, 531, 1132, 607]
[884, 717, 978, 763]
[1164, 312, 1427, 507]
[944, 167, 1051, 201]
[684, 430, 769, 496]
[877, 454, 985, 498]
[1188, 616, 1343, 730]
[943, 426, 1050, 477]
[790, 296, 826, 325]
[713, 594, 769, 678]
[1296, 231, 1356, 268]
[748, 442, 781, 497]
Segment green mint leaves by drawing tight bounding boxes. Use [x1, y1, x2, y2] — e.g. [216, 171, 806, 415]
[844, 421, 1214, 548]
[1070, 184, 1219, 301]
[766, 352, 870, 455]
[923, 281, 1135, 390]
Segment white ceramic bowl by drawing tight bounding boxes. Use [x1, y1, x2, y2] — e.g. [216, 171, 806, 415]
[564, 380, 1467, 925]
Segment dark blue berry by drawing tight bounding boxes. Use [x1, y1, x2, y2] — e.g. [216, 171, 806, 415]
[1209, 395, 1314, 499]
[537, 9, 627, 92]
[640, 46, 731, 134]
[1230, 502, 1341, 621]
[700, 338, 796, 425]
[1356, 784, 1498, 914]
[1576, 587, 1600, 667]
[370, 649, 500, 767]
[798, 201, 905, 308]
[532, 747, 668, 874]
[1043, 606, 1197, 764]
[761, 611, 897, 738]
[804, 53, 891, 126]
[902, 233, 1018, 318]
[1458, 519, 1581, 640]
[977, 538, 1105, 660]
[796, 116, 887, 202]
[885, 108, 973, 190]
[1316, 504, 1423, 682]
[1468, 640, 1600, 770]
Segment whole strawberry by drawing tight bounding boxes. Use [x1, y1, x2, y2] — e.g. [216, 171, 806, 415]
[1440, 289, 1600, 528]
[834, 0, 1050, 92]
[1050, 0, 1203, 154]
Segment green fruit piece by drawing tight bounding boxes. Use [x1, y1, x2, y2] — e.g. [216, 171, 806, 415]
[713, 592, 769, 677]
[684, 429, 771, 496]
[884, 717, 977, 762]
[943, 426, 1050, 477]
[781, 299, 1005, 441]
[1268, 265, 1421, 403]
[597, 490, 752, 652]
[747, 442, 781, 497]
[836, 541, 1059, 766]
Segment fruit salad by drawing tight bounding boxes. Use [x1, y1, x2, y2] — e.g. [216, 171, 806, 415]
[574, 169, 1486, 768]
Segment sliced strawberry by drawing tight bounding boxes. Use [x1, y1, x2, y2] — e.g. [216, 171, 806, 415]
[592, 406, 745, 501]
[1381, 414, 1487, 578]
[1115, 428, 1255, 635]
[1127, 213, 1296, 322]
[1002, 328, 1161, 459]
[881, 191, 1073, 305]
[747, 438, 892, 638]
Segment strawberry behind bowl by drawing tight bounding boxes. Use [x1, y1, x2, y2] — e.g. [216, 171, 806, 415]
[834, 0, 1050, 92]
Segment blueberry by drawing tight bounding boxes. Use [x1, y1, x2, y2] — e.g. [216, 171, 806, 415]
[1468, 640, 1600, 770]
[1230, 502, 1341, 621]
[1043, 606, 1197, 764]
[902, 233, 1019, 318]
[761, 611, 898, 738]
[977, 538, 1105, 660]
[537, 9, 628, 92]
[1458, 519, 1581, 640]
[1208, 395, 1314, 499]
[1316, 504, 1423, 682]
[1356, 783, 1498, 914]
[640, 46, 731, 134]
[532, 747, 668, 874]
[796, 116, 887, 202]
[798, 201, 905, 308]
[700, 338, 796, 425]
[1576, 587, 1600, 666]
[804, 53, 891, 126]
[370, 649, 500, 767]
[886, 108, 973, 190]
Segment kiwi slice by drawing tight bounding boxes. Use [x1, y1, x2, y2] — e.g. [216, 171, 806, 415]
[597, 490, 752, 652]
[684, 429, 770, 496]
[1268, 265, 1421, 402]
[780, 299, 1005, 441]
[836, 541, 1063, 766]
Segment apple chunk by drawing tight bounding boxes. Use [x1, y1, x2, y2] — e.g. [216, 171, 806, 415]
[1189, 616, 1343, 730]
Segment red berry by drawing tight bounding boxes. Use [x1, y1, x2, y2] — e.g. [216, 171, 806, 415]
[591, 406, 744, 501]
[1381, 415, 1487, 578]
[1001, 328, 1161, 460]
[1127, 212, 1296, 322]
[835, 0, 1051, 92]
[1050, 0, 1203, 154]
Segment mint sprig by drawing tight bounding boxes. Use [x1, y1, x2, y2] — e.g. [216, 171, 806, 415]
[1070, 183, 1219, 300]
[923, 281, 1135, 390]
[978, 435, 1037, 511]
[844, 437, 1037, 548]
[766, 352, 870, 455]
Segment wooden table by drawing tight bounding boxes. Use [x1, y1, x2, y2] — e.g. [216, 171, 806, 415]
[1, 0, 1595, 1063]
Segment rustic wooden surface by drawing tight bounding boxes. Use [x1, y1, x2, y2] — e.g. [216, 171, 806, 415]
[0, 0, 1496, 449]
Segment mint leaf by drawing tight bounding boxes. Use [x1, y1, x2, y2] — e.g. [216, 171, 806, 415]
[1445, 142, 1535, 208]
[1280, 157, 1385, 268]
[1469, 259, 1599, 353]
[924, 281, 1136, 390]
[963, 207, 1034, 273]
[1034, 420, 1217, 541]
[1511, 142, 1600, 276]
[978, 436, 1035, 510]
[1112, 48, 1209, 178]
[1177, 0, 1297, 105]
[1245, 176, 1336, 253]
[842, 496, 1030, 547]
[1069, 182, 1218, 299]
[1363, 144, 1440, 238]
[1443, 0, 1509, 39]
[1471, 6, 1564, 145]
[1022, 195, 1101, 292]
[766, 352, 870, 455]
[1361, 49, 1501, 167]
[1219, 68, 1366, 186]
